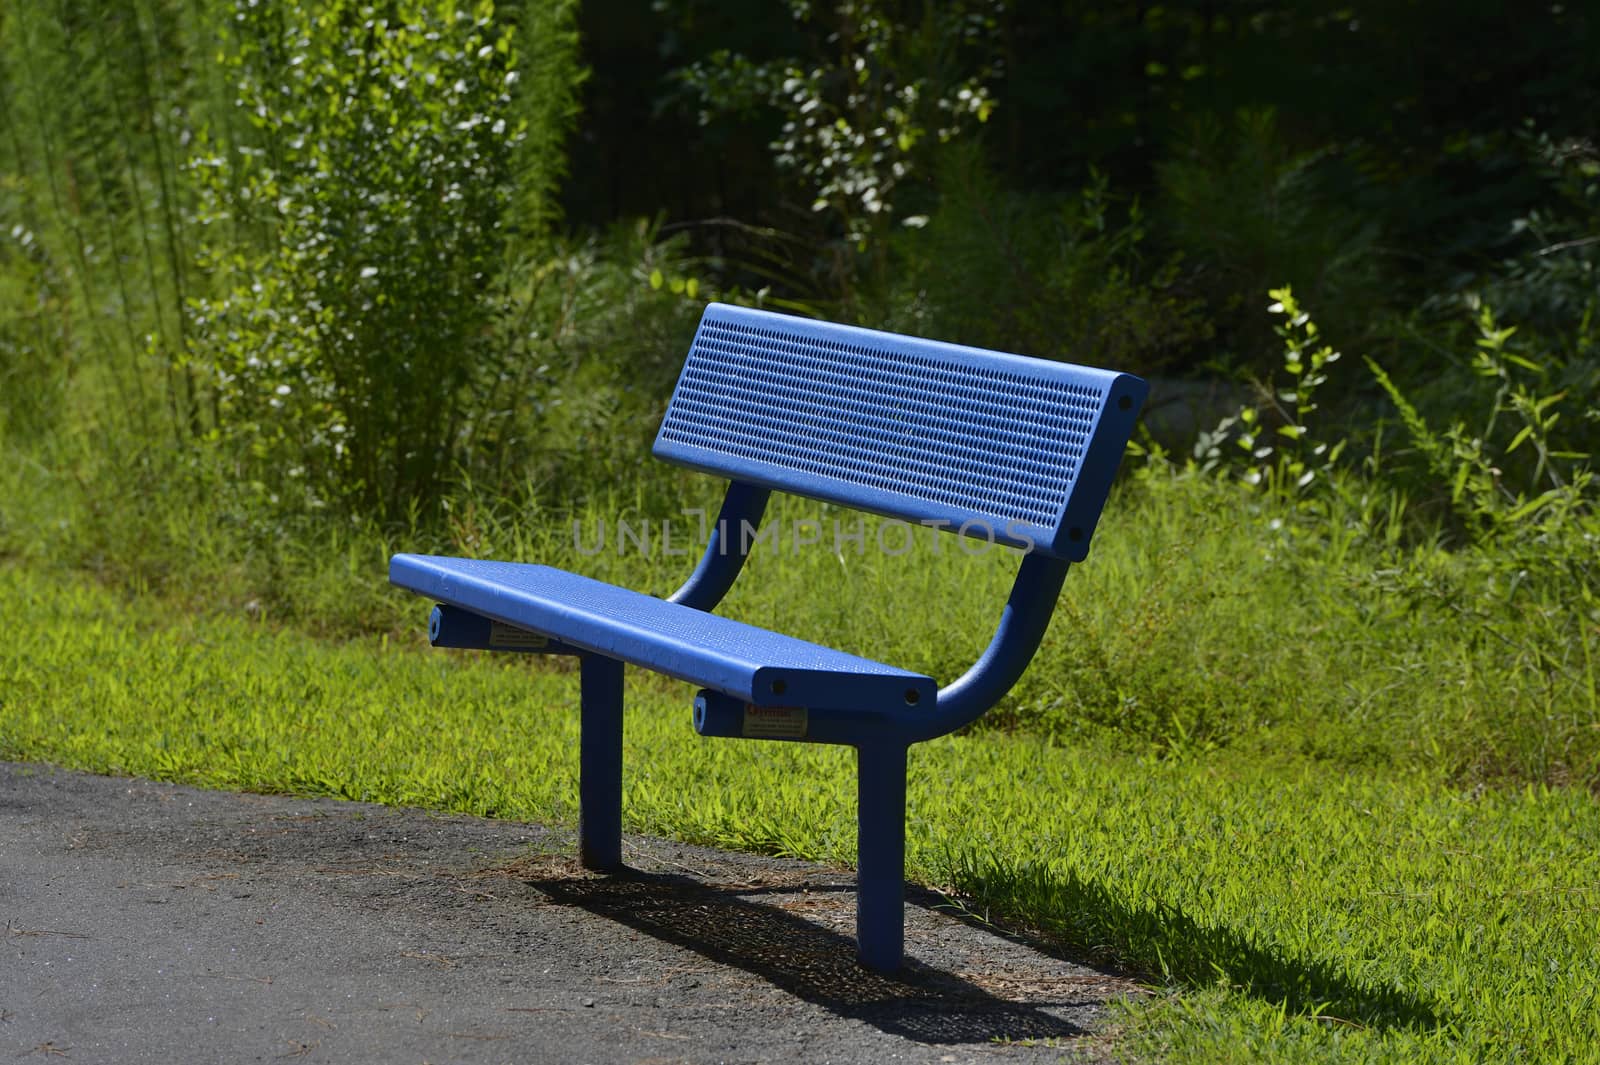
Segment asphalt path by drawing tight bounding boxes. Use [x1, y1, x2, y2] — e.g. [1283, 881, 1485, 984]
[1, 762, 1138, 1064]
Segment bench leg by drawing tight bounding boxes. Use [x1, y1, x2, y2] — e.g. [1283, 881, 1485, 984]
[855, 741, 907, 973]
[579, 653, 624, 871]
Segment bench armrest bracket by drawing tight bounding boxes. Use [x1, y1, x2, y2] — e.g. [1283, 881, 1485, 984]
[667, 480, 772, 612]
[912, 552, 1070, 743]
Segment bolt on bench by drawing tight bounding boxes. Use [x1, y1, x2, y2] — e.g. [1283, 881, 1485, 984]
[389, 303, 1146, 972]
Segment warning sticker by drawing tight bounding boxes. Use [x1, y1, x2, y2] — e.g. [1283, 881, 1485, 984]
[488, 621, 550, 650]
[742, 704, 808, 740]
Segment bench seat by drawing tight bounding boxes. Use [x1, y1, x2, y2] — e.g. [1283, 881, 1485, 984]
[390, 553, 936, 712]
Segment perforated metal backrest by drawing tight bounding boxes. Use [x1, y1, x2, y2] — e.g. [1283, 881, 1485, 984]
[653, 304, 1147, 561]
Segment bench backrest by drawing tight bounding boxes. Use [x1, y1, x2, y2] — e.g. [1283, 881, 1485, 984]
[653, 304, 1147, 561]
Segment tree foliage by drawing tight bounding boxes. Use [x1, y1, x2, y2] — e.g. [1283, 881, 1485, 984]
[572, 0, 1597, 371]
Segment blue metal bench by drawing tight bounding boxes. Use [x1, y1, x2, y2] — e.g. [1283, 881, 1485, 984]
[389, 303, 1147, 972]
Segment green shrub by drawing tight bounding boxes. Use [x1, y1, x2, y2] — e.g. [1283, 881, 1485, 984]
[1197, 287, 1346, 498]
[185, 0, 580, 519]
[675, 0, 1002, 300]
[1459, 127, 1599, 347]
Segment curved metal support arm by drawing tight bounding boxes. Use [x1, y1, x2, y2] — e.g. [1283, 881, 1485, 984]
[667, 480, 773, 611]
[905, 552, 1070, 744]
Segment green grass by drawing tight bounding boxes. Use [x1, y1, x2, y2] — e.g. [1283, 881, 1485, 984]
[5, 562, 1599, 1063]
[9, 440, 1593, 788]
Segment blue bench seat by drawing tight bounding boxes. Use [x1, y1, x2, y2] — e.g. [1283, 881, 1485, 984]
[390, 554, 936, 712]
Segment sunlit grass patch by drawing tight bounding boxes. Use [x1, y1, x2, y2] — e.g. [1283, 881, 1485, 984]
[4, 563, 1598, 1063]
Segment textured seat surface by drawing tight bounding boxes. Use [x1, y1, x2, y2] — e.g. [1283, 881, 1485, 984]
[390, 554, 935, 712]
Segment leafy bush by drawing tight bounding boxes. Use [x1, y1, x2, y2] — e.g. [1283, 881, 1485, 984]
[185, 0, 579, 519]
[676, 0, 1002, 295]
[1369, 300, 1593, 546]
[1196, 287, 1345, 499]
[1203, 287, 1594, 555]
[1456, 128, 1599, 347]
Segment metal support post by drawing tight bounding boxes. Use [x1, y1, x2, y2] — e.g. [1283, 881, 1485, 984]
[855, 741, 908, 972]
[579, 653, 625, 870]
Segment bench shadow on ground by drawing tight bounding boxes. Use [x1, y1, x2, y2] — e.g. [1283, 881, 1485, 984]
[528, 866, 1103, 1046]
[1000, 865, 1449, 1034]
[523, 858, 1451, 1043]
